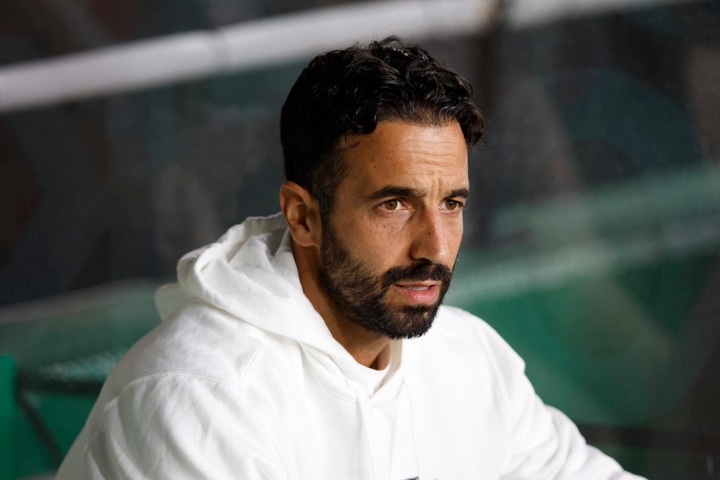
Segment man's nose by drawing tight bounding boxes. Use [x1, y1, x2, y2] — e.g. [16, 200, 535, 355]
[409, 209, 453, 266]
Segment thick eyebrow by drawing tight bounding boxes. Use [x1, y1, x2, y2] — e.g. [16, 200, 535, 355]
[364, 186, 424, 202]
[364, 185, 470, 202]
[448, 188, 470, 200]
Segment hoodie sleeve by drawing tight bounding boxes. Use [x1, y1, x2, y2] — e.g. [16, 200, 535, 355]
[58, 373, 290, 480]
[475, 322, 647, 480]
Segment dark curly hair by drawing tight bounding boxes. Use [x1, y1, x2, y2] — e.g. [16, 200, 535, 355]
[280, 36, 485, 217]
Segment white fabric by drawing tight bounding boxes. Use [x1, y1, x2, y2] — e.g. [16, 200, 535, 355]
[57, 213, 646, 480]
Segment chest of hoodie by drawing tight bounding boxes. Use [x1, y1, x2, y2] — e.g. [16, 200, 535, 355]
[242, 335, 510, 480]
[237, 337, 416, 479]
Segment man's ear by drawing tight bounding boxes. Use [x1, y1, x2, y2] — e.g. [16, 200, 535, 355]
[279, 181, 322, 248]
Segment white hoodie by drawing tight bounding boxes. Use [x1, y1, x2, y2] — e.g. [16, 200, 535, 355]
[58, 213, 645, 480]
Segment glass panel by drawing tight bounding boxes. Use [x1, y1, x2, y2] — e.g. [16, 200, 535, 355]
[1, 1, 718, 478]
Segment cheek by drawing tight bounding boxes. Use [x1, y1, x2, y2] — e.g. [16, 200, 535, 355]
[455, 217, 465, 245]
[343, 212, 403, 246]
[345, 226, 406, 270]
[446, 217, 465, 258]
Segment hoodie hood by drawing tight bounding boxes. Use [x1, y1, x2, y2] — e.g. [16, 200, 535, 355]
[155, 213, 370, 376]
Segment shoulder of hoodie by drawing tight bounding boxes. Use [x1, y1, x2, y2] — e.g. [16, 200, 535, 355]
[74, 298, 294, 476]
[98, 298, 287, 403]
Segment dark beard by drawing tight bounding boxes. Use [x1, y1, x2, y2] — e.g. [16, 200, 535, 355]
[317, 221, 453, 339]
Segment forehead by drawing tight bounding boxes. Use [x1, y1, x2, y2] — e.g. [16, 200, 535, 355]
[337, 121, 469, 194]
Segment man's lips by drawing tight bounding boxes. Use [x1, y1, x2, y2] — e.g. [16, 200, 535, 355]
[392, 282, 441, 304]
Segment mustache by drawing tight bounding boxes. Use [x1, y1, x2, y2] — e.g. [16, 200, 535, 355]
[382, 260, 453, 288]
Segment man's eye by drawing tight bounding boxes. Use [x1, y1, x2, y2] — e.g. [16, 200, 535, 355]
[446, 200, 464, 211]
[381, 200, 400, 210]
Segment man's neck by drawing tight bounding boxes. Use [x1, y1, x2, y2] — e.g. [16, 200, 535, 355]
[321, 311, 393, 370]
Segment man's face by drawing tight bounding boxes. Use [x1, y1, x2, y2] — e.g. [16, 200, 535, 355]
[317, 121, 469, 339]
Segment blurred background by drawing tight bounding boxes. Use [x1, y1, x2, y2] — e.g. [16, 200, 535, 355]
[0, 0, 719, 478]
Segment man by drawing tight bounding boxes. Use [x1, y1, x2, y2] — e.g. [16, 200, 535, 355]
[58, 37, 645, 479]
